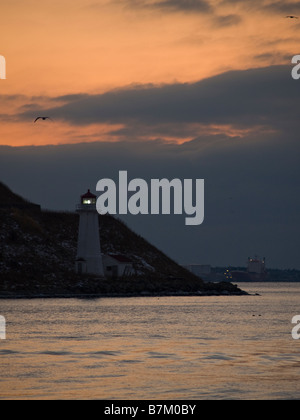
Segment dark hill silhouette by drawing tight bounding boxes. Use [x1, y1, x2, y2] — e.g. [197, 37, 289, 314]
[0, 182, 246, 297]
[0, 181, 41, 211]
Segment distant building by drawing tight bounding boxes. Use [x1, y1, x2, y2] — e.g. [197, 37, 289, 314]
[230, 256, 267, 281]
[75, 189, 104, 276]
[102, 254, 135, 279]
[247, 256, 266, 275]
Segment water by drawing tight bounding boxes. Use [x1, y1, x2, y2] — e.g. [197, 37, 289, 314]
[0, 283, 300, 400]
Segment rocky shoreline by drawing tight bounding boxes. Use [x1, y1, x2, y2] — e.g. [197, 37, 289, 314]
[0, 276, 249, 299]
[0, 290, 248, 299]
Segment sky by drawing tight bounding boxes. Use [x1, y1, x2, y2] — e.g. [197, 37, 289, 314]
[0, 0, 300, 269]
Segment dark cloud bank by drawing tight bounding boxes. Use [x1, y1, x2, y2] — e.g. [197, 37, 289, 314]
[19, 65, 299, 132]
[1, 65, 300, 269]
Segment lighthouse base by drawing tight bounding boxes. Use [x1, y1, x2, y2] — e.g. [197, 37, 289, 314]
[75, 257, 105, 276]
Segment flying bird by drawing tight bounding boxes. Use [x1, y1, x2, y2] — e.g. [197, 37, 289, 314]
[34, 116, 53, 123]
[285, 15, 298, 18]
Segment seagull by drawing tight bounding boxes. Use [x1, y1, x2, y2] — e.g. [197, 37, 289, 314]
[34, 116, 53, 123]
[285, 15, 298, 19]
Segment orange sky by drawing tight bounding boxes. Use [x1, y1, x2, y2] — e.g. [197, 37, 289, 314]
[1, 0, 300, 146]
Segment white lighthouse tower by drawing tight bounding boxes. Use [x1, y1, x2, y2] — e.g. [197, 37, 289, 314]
[75, 189, 104, 276]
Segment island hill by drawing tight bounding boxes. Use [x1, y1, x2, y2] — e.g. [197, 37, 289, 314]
[0, 181, 246, 298]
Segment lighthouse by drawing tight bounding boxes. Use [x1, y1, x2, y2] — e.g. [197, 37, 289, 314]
[75, 189, 104, 276]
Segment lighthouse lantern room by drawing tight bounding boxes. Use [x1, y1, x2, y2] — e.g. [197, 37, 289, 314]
[75, 189, 104, 276]
[81, 189, 96, 205]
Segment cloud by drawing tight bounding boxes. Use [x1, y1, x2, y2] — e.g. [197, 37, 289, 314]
[120, 0, 300, 17]
[110, 0, 242, 27]
[149, 0, 213, 13]
[263, 0, 300, 15]
[215, 13, 242, 27]
[254, 52, 292, 63]
[18, 65, 300, 137]
[221, 0, 300, 15]
[115, 0, 213, 14]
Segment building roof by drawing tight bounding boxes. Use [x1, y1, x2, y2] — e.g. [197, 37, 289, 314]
[81, 189, 96, 199]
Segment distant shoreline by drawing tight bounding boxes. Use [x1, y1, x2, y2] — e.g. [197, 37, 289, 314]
[0, 289, 250, 299]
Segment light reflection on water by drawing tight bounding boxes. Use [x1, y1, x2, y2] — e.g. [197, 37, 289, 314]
[0, 283, 300, 399]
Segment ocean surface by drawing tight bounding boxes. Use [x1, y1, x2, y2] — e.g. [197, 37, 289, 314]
[0, 282, 300, 400]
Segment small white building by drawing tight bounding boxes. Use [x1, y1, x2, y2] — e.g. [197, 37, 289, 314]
[102, 254, 135, 279]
